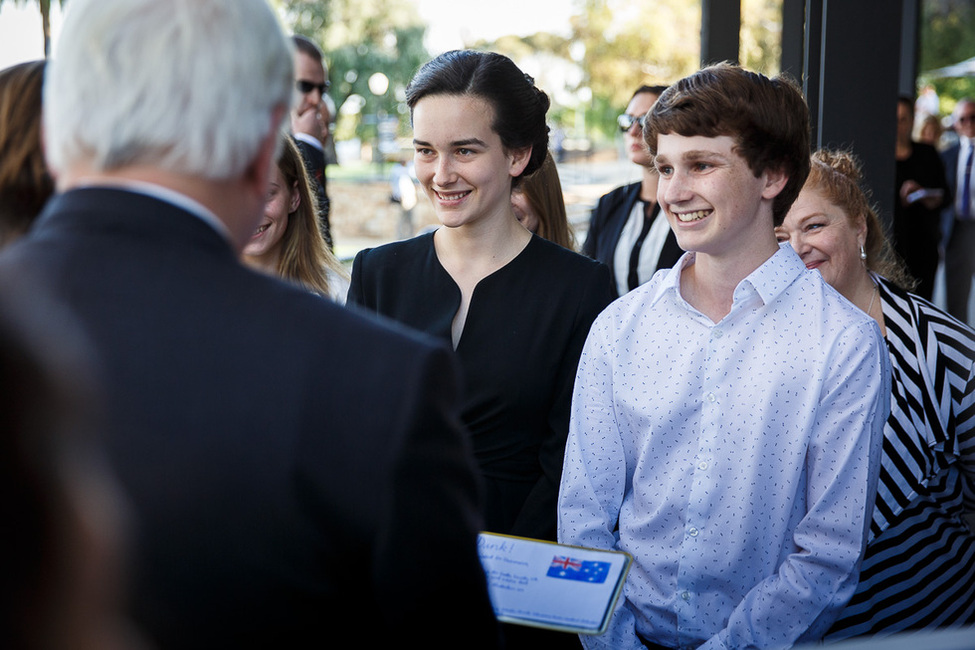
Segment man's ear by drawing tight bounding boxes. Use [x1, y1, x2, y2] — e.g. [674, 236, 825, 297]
[761, 167, 789, 200]
[508, 146, 532, 178]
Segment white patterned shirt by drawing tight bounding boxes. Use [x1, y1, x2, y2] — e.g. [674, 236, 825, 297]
[558, 245, 891, 650]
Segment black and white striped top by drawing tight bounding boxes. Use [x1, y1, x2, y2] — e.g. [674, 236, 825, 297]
[827, 276, 975, 639]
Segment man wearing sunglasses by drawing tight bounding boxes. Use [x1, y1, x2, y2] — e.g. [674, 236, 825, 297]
[583, 85, 682, 297]
[291, 34, 333, 249]
[942, 97, 975, 324]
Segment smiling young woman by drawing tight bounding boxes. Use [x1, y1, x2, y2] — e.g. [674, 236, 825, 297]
[348, 51, 613, 563]
[241, 135, 348, 301]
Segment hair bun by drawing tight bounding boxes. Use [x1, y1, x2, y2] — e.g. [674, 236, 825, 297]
[812, 149, 862, 184]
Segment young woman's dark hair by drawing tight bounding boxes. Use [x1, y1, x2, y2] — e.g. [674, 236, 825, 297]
[405, 50, 550, 185]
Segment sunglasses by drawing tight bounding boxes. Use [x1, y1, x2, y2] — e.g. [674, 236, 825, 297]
[618, 113, 648, 133]
[296, 79, 330, 95]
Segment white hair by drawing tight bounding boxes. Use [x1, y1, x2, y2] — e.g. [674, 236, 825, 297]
[43, 0, 293, 180]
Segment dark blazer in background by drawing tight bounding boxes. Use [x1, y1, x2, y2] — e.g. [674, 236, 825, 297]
[941, 142, 975, 322]
[0, 187, 498, 649]
[582, 181, 683, 297]
[943, 143, 960, 199]
[294, 136, 333, 249]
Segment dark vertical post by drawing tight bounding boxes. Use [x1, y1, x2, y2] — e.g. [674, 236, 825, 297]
[701, 0, 741, 66]
[802, 0, 824, 148]
[781, 0, 806, 83]
[804, 0, 903, 229]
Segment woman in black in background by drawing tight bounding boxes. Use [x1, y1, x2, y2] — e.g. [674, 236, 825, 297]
[893, 95, 950, 300]
[348, 50, 612, 547]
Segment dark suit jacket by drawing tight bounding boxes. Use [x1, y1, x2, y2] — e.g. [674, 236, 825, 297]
[0, 188, 498, 649]
[294, 136, 333, 250]
[582, 181, 683, 296]
[943, 143, 960, 212]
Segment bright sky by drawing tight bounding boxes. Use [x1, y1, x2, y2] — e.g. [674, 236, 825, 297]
[0, 1, 577, 69]
[0, 3, 60, 68]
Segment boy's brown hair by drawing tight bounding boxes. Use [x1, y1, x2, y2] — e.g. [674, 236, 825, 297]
[644, 63, 811, 226]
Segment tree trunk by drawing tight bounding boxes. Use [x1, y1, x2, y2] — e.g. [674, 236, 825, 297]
[41, 0, 51, 58]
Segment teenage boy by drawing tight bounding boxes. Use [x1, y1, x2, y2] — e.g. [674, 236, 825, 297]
[558, 64, 890, 650]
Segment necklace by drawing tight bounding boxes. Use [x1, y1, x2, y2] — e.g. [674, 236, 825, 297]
[863, 275, 878, 317]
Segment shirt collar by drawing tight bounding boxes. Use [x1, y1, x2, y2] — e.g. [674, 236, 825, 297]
[293, 131, 325, 152]
[646, 251, 693, 309]
[741, 243, 806, 305]
[647, 243, 805, 311]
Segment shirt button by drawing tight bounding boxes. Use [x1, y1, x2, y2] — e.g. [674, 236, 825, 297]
[682, 591, 691, 601]
[688, 527, 699, 537]
[698, 461, 709, 471]
[713, 329, 723, 339]
[706, 392, 716, 403]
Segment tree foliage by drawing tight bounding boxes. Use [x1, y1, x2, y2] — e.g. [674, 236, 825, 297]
[570, 0, 701, 110]
[479, 0, 780, 143]
[740, 0, 782, 76]
[918, 0, 975, 110]
[277, 0, 429, 142]
[476, 0, 703, 143]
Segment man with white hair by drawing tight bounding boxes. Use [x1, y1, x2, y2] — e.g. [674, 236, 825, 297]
[0, 0, 499, 647]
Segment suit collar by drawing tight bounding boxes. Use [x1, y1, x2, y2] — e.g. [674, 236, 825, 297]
[66, 180, 231, 242]
[34, 187, 237, 259]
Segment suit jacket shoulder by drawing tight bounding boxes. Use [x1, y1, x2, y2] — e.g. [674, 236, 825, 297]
[942, 143, 961, 195]
[346, 232, 455, 325]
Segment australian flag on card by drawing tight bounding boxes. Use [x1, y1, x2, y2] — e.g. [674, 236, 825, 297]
[547, 556, 610, 583]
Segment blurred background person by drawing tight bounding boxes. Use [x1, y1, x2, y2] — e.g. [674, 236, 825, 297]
[510, 150, 577, 250]
[583, 84, 682, 297]
[242, 135, 348, 301]
[0, 279, 136, 650]
[776, 149, 975, 639]
[291, 34, 333, 249]
[893, 95, 951, 300]
[915, 112, 944, 150]
[942, 98, 975, 325]
[389, 154, 418, 240]
[916, 83, 940, 117]
[320, 94, 338, 166]
[0, 60, 53, 248]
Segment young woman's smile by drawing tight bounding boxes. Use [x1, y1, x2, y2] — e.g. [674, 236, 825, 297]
[412, 94, 528, 230]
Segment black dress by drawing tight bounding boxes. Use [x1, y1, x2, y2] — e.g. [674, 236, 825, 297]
[893, 142, 950, 299]
[348, 232, 614, 541]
